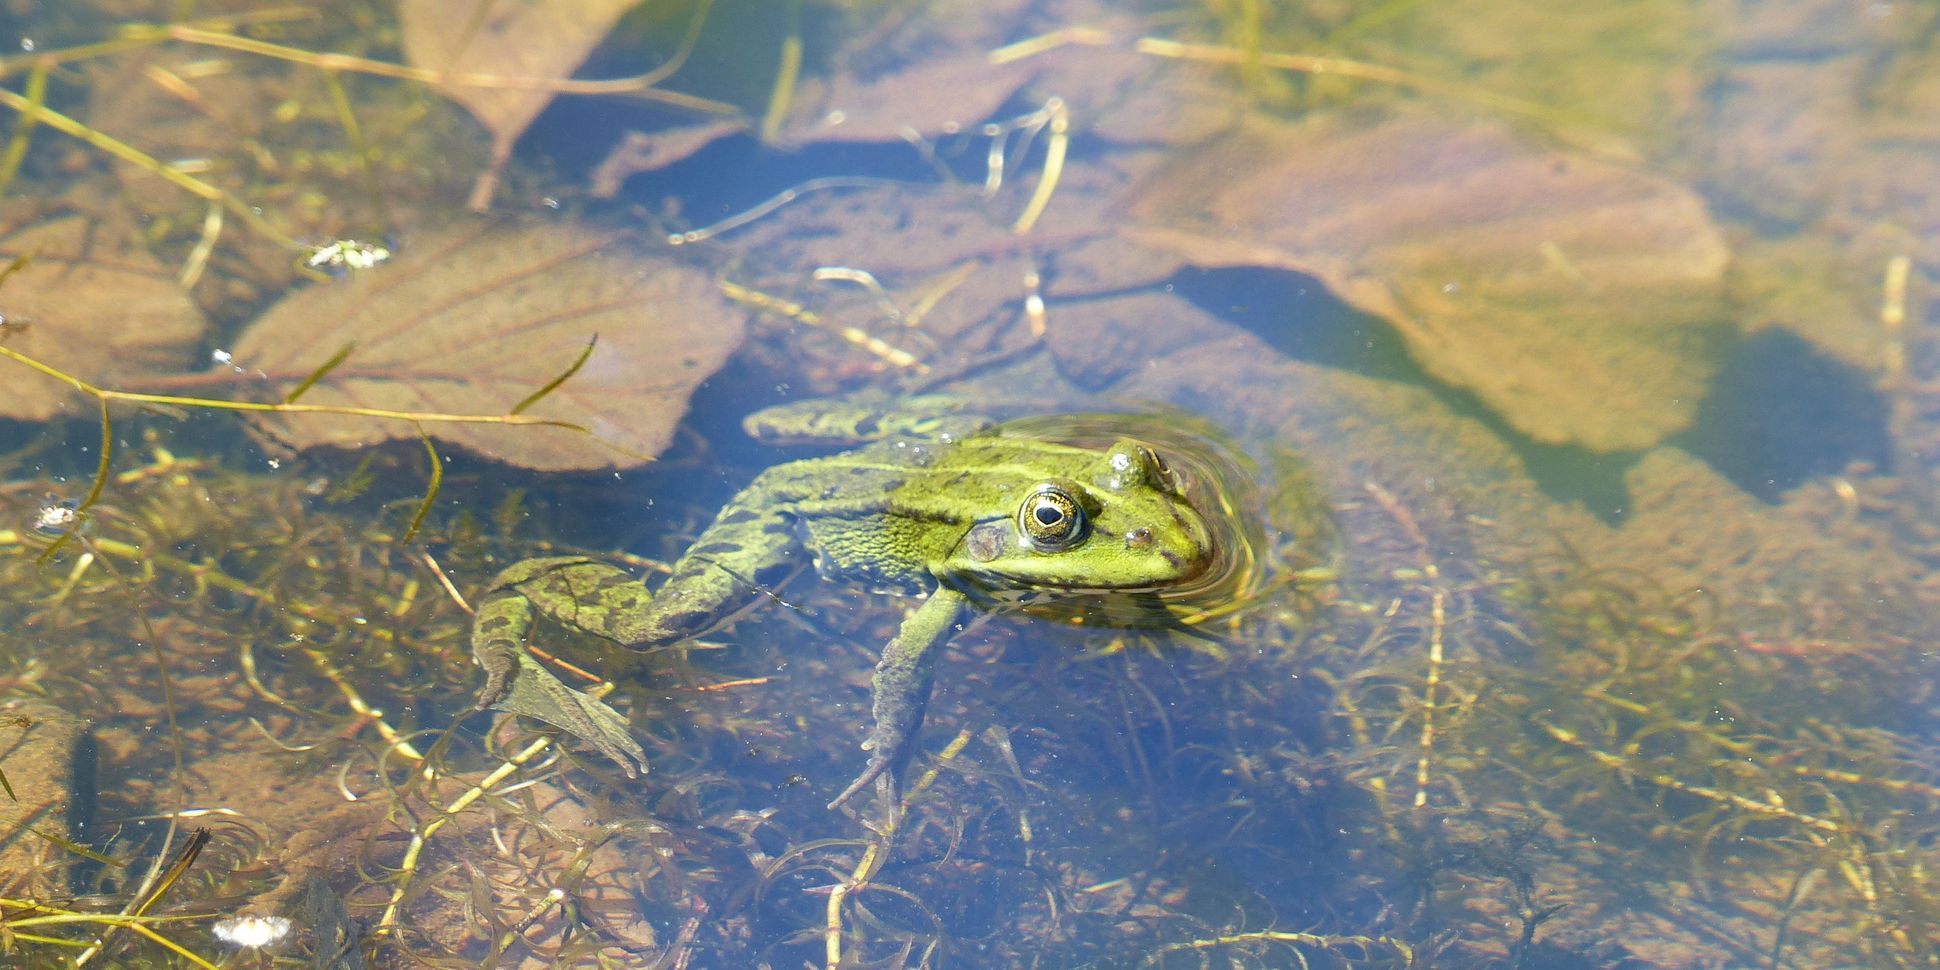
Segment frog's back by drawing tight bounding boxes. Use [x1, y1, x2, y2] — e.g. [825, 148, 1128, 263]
[763, 429, 1083, 594]
[755, 440, 964, 594]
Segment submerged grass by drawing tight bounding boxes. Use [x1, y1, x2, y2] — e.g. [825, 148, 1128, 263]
[0, 417, 687, 965]
[3, 355, 1937, 966]
[1310, 480, 1940, 967]
[0, 344, 592, 544]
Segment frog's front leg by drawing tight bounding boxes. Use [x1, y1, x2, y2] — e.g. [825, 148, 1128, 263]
[827, 586, 972, 811]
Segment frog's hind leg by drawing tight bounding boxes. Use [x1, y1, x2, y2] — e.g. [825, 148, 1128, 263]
[467, 498, 802, 776]
[628, 504, 806, 646]
[469, 556, 651, 775]
[472, 557, 606, 708]
[474, 555, 661, 650]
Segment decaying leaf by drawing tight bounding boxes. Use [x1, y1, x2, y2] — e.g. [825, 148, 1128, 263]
[0, 210, 207, 419]
[228, 221, 745, 470]
[779, 46, 1038, 146]
[1581, 447, 1926, 647]
[1129, 109, 1731, 452]
[1360, 0, 1714, 157]
[400, 0, 644, 209]
[771, 0, 1162, 149]
[0, 701, 88, 899]
[770, 0, 1038, 145]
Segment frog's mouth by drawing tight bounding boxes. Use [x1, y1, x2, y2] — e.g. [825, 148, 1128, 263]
[948, 513, 1218, 596]
[955, 571, 1222, 631]
[978, 571, 1202, 596]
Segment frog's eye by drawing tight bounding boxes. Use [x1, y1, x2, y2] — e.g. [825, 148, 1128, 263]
[1018, 484, 1087, 552]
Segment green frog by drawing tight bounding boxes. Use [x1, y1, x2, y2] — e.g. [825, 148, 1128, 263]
[469, 404, 1248, 810]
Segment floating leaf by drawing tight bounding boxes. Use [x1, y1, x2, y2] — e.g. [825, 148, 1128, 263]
[1129, 109, 1731, 452]
[227, 221, 745, 470]
[0, 210, 206, 420]
[400, 0, 645, 209]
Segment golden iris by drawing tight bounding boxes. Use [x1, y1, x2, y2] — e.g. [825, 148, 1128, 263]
[1018, 484, 1086, 551]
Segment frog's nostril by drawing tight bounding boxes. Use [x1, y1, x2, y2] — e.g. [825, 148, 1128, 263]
[1125, 527, 1154, 549]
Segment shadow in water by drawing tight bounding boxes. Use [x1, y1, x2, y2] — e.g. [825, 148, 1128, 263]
[1673, 328, 1890, 502]
[1165, 265, 1638, 517]
[1167, 267, 1893, 520]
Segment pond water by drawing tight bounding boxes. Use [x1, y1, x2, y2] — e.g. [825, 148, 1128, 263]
[0, 1, 1935, 967]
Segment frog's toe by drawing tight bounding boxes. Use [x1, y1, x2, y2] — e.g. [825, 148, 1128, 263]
[472, 669, 511, 712]
[827, 754, 895, 811]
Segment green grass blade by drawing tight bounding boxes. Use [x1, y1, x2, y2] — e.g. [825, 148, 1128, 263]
[511, 335, 596, 415]
[402, 425, 442, 543]
[283, 342, 356, 403]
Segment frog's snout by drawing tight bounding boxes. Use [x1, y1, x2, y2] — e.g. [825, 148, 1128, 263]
[1122, 523, 1197, 574]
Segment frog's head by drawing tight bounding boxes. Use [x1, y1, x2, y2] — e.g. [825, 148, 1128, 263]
[944, 438, 1218, 602]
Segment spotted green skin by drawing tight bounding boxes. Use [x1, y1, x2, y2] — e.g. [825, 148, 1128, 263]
[470, 419, 1219, 809]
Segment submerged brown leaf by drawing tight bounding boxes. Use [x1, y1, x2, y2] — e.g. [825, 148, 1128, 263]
[773, 0, 1158, 149]
[1360, 0, 1715, 156]
[228, 221, 745, 470]
[1701, 0, 1940, 371]
[0, 211, 206, 420]
[1129, 109, 1731, 452]
[772, 0, 1040, 145]
[780, 47, 1037, 146]
[400, 0, 644, 209]
[589, 120, 747, 197]
[84, 46, 479, 303]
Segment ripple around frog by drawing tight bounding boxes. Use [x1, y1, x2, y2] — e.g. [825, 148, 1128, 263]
[980, 412, 1337, 630]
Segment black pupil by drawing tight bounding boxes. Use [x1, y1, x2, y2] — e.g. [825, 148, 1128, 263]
[1035, 504, 1063, 526]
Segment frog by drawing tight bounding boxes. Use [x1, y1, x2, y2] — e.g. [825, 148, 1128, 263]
[467, 403, 1238, 811]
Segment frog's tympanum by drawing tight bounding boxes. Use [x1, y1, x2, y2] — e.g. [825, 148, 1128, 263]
[469, 406, 1263, 810]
